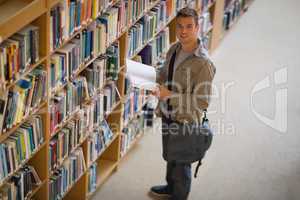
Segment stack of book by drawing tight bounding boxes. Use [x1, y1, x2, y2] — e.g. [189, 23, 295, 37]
[0, 66, 46, 134]
[49, 77, 89, 133]
[0, 165, 41, 199]
[49, 116, 88, 172]
[0, 25, 39, 85]
[49, 148, 86, 200]
[86, 120, 114, 165]
[87, 163, 97, 194]
[106, 42, 120, 81]
[0, 115, 44, 183]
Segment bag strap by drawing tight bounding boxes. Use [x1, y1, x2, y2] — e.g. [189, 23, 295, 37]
[166, 51, 177, 118]
[194, 160, 202, 178]
[202, 108, 208, 125]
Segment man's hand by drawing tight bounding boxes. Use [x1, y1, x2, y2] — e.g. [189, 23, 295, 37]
[152, 85, 172, 100]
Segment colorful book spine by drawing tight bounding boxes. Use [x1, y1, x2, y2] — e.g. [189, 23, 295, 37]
[103, 82, 120, 115]
[123, 87, 147, 127]
[49, 148, 86, 200]
[82, 56, 106, 97]
[49, 114, 88, 171]
[0, 165, 41, 200]
[88, 163, 97, 193]
[50, 76, 89, 133]
[120, 114, 145, 157]
[0, 115, 44, 182]
[0, 25, 39, 84]
[86, 120, 114, 165]
[199, 10, 213, 37]
[127, 1, 169, 58]
[1, 66, 46, 133]
[106, 42, 120, 81]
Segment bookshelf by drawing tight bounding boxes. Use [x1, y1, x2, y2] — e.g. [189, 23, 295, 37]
[0, 0, 254, 199]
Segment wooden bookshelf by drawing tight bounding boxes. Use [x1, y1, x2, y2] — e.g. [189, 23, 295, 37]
[0, 0, 255, 199]
[0, 0, 47, 42]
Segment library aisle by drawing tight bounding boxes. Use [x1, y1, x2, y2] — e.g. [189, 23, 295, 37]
[92, 0, 300, 200]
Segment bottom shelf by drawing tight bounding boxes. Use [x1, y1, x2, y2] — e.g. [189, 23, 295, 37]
[120, 132, 144, 160]
[87, 159, 118, 199]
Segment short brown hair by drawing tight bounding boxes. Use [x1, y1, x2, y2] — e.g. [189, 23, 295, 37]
[176, 7, 199, 25]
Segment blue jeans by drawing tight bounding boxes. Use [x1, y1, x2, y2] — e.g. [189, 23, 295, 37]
[166, 161, 192, 200]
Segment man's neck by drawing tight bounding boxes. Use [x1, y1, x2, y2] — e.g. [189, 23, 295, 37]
[181, 39, 198, 53]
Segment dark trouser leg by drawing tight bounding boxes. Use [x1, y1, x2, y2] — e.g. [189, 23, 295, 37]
[166, 162, 175, 193]
[166, 162, 192, 200]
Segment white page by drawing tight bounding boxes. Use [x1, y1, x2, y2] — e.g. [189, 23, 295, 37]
[126, 59, 157, 90]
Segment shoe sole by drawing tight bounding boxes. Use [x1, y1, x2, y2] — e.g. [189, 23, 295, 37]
[149, 190, 172, 198]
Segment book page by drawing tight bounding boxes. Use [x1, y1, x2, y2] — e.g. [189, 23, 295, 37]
[126, 59, 157, 90]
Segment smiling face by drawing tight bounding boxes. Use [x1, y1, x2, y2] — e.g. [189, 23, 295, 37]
[176, 16, 199, 45]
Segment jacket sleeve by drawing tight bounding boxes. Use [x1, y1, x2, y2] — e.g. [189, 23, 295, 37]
[169, 57, 216, 120]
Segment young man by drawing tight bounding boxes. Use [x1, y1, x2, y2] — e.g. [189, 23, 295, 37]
[150, 7, 216, 200]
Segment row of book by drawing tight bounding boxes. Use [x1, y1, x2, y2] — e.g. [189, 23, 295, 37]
[50, 37, 118, 95]
[49, 148, 86, 200]
[86, 120, 114, 166]
[201, 0, 215, 12]
[49, 76, 120, 134]
[138, 27, 170, 67]
[82, 57, 106, 98]
[49, 0, 113, 51]
[103, 82, 121, 116]
[106, 42, 120, 81]
[50, 25, 106, 92]
[223, 0, 244, 30]
[0, 25, 39, 85]
[87, 163, 97, 194]
[127, 1, 168, 58]
[98, 3, 125, 45]
[120, 113, 145, 157]
[49, 76, 89, 133]
[49, 116, 88, 172]
[127, 0, 156, 23]
[0, 165, 41, 200]
[199, 11, 213, 36]
[0, 65, 46, 134]
[127, 0, 193, 58]
[123, 87, 148, 127]
[0, 115, 44, 183]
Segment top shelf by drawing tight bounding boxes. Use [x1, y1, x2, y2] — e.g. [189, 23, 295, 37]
[0, 0, 46, 43]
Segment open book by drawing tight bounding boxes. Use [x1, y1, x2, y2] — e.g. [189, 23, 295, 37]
[126, 59, 157, 91]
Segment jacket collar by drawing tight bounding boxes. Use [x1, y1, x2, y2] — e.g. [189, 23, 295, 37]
[174, 38, 208, 58]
